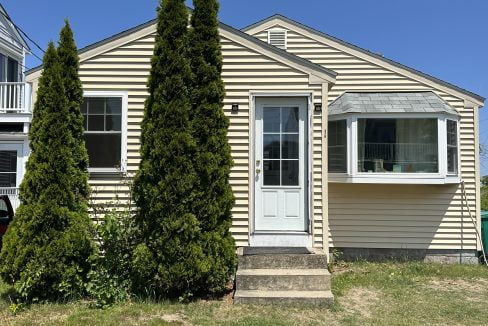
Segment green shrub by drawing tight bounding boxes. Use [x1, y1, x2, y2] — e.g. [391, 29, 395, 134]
[87, 207, 139, 308]
[188, 0, 237, 294]
[0, 32, 94, 303]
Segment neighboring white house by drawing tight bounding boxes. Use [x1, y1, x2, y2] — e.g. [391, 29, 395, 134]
[25, 13, 485, 263]
[0, 4, 31, 211]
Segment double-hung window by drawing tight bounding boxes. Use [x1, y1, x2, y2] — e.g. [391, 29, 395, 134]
[82, 93, 126, 172]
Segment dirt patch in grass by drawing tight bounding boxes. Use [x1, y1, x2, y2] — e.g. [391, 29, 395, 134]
[426, 278, 488, 294]
[339, 287, 382, 318]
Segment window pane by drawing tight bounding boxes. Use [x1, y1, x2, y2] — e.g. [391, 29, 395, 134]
[282, 134, 298, 159]
[83, 114, 88, 130]
[7, 58, 18, 82]
[0, 173, 15, 187]
[447, 120, 457, 146]
[282, 107, 299, 132]
[106, 98, 122, 114]
[84, 133, 121, 168]
[81, 99, 88, 113]
[263, 107, 280, 133]
[447, 120, 458, 174]
[263, 160, 280, 186]
[87, 98, 105, 114]
[0, 54, 5, 82]
[358, 118, 438, 173]
[0, 151, 16, 172]
[328, 120, 347, 173]
[106, 115, 121, 131]
[88, 115, 105, 131]
[282, 160, 299, 186]
[263, 134, 280, 159]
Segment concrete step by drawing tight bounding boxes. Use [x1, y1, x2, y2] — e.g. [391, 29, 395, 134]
[236, 268, 331, 291]
[238, 254, 328, 270]
[234, 290, 334, 306]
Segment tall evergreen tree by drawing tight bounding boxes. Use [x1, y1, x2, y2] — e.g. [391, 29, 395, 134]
[0, 42, 94, 302]
[189, 0, 236, 293]
[58, 20, 90, 201]
[132, 0, 205, 298]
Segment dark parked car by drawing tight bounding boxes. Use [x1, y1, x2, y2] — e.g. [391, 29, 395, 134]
[0, 195, 14, 248]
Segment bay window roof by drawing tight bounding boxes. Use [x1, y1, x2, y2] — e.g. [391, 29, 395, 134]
[329, 92, 458, 116]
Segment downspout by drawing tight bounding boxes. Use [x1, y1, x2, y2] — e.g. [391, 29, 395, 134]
[321, 82, 329, 261]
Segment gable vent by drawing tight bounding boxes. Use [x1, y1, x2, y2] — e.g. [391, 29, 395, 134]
[267, 29, 287, 50]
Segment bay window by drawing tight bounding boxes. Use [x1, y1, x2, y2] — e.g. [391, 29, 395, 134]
[357, 118, 438, 173]
[328, 115, 460, 184]
[82, 92, 127, 173]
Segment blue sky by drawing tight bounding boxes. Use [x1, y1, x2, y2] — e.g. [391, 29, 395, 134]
[3, 0, 488, 174]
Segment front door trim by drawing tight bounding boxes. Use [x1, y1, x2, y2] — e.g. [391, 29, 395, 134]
[249, 92, 314, 247]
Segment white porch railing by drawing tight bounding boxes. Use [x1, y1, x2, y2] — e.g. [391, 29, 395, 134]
[0, 187, 20, 211]
[0, 82, 32, 113]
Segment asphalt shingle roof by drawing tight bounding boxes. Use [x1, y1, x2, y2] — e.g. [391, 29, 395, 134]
[328, 92, 459, 116]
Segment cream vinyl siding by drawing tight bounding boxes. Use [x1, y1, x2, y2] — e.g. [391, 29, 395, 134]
[29, 30, 327, 248]
[250, 25, 479, 250]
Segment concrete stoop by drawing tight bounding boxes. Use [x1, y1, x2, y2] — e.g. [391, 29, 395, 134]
[234, 250, 334, 306]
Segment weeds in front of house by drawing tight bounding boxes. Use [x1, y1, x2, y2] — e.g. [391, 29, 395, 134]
[1, 261, 488, 325]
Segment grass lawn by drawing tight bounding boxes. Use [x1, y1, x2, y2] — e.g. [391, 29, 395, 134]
[1, 261, 487, 325]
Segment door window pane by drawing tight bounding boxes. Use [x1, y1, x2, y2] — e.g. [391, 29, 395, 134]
[261, 106, 302, 186]
[282, 134, 299, 159]
[328, 120, 347, 173]
[263, 134, 280, 159]
[282, 160, 299, 186]
[263, 160, 280, 186]
[282, 107, 299, 132]
[357, 118, 438, 173]
[263, 107, 280, 133]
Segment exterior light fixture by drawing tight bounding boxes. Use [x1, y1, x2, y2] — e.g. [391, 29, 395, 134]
[314, 103, 322, 112]
[231, 103, 239, 112]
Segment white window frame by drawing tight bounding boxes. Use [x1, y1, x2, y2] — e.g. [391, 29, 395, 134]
[328, 113, 460, 184]
[0, 50, 22, 82]
[0, 142, 25, 187]
[83, 91, 128, 174]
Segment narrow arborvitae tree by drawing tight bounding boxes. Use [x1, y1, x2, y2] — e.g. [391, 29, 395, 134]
[0, 42, 94, 302]
[189, 0, 236, 294]
[58, 20, 90, 201]
[132, 0, 206, 298]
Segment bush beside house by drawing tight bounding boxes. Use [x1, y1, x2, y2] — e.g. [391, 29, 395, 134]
[0, 27, 95, 302]
[0, 0, 235, 305]
[133, 0, 235, 300]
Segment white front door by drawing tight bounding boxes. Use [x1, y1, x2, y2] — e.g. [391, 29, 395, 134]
[253, 97, 309, 245]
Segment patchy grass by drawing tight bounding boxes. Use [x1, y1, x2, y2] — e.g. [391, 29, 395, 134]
[1, 262, 487, 325]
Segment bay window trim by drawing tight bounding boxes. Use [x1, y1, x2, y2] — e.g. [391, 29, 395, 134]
[328, 112, 460, 184]
[83, 91, 128, 174]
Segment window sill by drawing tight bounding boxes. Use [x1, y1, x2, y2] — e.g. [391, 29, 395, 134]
[329, 173, 460, 185]
[89, 168, 126, 179]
